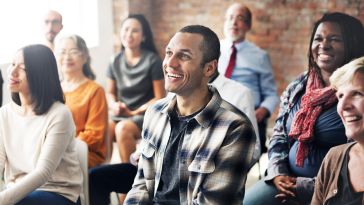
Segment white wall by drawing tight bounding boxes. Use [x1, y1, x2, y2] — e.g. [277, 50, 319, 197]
[0, 0, 113, 105]
[89, 0, 114, 89]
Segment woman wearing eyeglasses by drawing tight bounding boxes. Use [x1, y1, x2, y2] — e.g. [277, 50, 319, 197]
[55, 34, 108, 168]
[0, 44, 82, 205]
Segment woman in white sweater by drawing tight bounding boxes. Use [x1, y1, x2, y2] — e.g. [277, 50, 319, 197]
[0, 44, 82, 205]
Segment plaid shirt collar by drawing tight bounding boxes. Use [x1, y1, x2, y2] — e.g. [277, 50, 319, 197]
[160, 85, 222, 128]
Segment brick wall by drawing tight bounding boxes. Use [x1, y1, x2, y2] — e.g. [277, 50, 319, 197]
[112, 0, 364, 125]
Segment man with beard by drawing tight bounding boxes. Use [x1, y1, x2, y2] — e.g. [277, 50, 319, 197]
[43, 10, 63, 52]
[125, 25, 256, 205]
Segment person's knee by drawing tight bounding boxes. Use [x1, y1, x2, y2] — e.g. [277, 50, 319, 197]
[88, 167, 100, 184]
[244, 180, 279, 205]
[115, 121, 139, 140]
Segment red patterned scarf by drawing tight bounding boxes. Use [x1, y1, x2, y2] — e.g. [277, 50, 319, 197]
[289, 71, 337, 167]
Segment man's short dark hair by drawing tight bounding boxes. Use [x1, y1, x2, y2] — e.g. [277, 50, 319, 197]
[179, 25, 220, 65]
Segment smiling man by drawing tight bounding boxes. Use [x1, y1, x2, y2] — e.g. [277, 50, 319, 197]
[124, 25, 256, 205]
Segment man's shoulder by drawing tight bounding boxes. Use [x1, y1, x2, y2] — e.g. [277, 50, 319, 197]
[218, 99, 251, 123]
[149, 96, 171, 110]
[212, 76, 252, 104]
[242, 40, 268, 56]
[220, 99, 247, 115]
[216, 75, 250, 92]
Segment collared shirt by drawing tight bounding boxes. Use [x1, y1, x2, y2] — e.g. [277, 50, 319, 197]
[210, 74, 260, 166]
[125, 86, 256, 205]
[218, 39, 279, 114]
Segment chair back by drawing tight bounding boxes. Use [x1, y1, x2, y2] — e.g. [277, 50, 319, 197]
[75, 138, 90, 205]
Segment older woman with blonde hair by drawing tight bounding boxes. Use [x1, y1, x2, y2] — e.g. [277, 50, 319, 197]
[311, 56, 364, 205]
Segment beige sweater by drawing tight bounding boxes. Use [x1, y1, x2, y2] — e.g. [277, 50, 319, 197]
[0, 102, 82, 205]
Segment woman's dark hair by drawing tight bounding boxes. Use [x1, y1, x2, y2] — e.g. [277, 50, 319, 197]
[308, 12, 364, 82]
[121, 14, 158, 54]
[59, 34, 96, 80]
[11, 44, 64, 115]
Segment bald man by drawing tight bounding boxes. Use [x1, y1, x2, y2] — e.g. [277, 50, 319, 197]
[218, 3, 279, 154]
[43, 10, 63, 51]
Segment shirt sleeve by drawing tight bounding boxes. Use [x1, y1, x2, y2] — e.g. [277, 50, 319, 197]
[124, 139, 154, 204]
[265, 80, 295, 181]
[0, 106, 75, 205]
[106, 55, 118, 80]
[149, 54, 164, 80]
[234, 88, 261, 167]
[77, 86, 108, 167]
[194, 119, 256, 205]
[258, 53, 279, 114]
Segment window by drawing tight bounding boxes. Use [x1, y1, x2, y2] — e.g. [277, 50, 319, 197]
[0, 0, 98, 64]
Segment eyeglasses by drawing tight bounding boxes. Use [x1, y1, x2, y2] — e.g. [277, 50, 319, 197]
[44, 20, 62, 26]
[56, 49, 82, 58]
[226, 14, 248, 23]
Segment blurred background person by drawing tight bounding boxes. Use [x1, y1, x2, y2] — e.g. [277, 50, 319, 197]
[219, 3, 279, 154]
[0, 44, 81, 205]
[89, 14, 165, 204]
[312, 56, 364, 205]
[209, 69, 261, 167]
[106, 14, 165, 163]
[43, 10, 63, 52]
[244, 12, 364, 205]
[55, 34, 108, 168]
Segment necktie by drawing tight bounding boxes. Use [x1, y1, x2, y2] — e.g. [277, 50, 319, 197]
[224, 45, 237, 78]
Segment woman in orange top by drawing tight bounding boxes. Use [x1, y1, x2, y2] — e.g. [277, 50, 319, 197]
[55, 34, 108, 168]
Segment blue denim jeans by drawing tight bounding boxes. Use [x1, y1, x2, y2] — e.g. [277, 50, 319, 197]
[16, 190, 80, 205]
[243, 179, 281, 205]
[243, 179, 305, 205]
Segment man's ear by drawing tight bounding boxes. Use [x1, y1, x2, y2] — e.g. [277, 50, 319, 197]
[204, 59, 217, 77]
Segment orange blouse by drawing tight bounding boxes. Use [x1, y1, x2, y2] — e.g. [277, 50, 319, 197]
[64, 80, 108, 168]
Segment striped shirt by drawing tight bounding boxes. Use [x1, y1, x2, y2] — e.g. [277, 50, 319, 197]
[125, 86, 256, 205]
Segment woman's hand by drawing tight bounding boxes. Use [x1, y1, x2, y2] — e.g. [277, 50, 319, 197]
[112, 102, 133, 117]
[273, 175, 297, 203]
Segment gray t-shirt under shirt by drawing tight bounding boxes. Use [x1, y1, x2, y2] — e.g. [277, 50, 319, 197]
[106, 49, 164, 110]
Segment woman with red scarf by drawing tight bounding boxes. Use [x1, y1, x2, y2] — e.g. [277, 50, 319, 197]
[244, 12, 364, 205]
